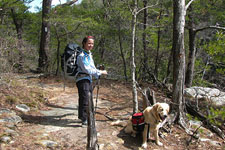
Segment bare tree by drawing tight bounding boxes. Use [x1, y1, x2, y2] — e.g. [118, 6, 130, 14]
[142, 0, 148, 80]
[11, 8, 24, 71]
[154, 8, 162, 79]
[185, 7, 225, 88]
[38, 0, 78, 73]
[185, 5, 196, 88]
[118, 23, 128, 81]
[131, 0, 138, 113]
[171, 0, 195, 133]
[38, 0, 52, 72]
[131, 1, 158, 113]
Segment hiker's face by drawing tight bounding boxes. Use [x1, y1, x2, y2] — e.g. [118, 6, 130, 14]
[84, 39, 94, 51]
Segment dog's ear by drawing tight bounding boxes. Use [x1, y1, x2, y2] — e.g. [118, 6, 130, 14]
[153, 103, 159, 111]
[152, 103, 161, 121]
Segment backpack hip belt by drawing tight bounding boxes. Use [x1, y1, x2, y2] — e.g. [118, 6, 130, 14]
[76, 72, 89, 78]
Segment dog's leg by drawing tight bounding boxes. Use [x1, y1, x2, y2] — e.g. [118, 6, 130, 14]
[124, 121, 137, 137]
[153, 128, 163, 146]
[141, 125, 149, 149]
[124, 123, 132, 134]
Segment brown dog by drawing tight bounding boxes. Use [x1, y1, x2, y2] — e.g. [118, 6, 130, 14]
[124, 103, 170, 149]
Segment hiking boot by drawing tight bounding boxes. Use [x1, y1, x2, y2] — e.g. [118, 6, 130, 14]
[82, 120, 87, 126]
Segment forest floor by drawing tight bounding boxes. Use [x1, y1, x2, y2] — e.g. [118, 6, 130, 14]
[0, 73, 224, 150]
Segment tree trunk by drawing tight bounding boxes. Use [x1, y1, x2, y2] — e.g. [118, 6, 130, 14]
[56, 40, 60, 76]
[154, 8, 162, 79]
[185, 14, 225, 87]
[154, 27, 161, 79]
[87, 91, 98, 150]
[142, 0, 148, 80]
[185, 5, 196, 88]
[131, 0, 138, 114]
[99, 38, 105, 60]
[164, 48, 173, 83]
[185, 29, 196, 87]
[118, 24, 128, 81]
[172, 0, 186, 126]
[53, 24, 60, 76]
[11, 8, 24, 72]
[38, 0, 52, 72]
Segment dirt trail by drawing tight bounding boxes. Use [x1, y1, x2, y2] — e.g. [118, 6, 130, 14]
[20, 80, 127, 150]
[1, 76, 224, 150]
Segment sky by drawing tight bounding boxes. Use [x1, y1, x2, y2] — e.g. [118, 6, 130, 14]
[28, 0, 82, 12]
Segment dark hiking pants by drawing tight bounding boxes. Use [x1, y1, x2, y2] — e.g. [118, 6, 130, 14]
[76, 79, 92, 122]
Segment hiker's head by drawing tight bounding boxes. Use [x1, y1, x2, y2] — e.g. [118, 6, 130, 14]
[82, 36, 95, 51]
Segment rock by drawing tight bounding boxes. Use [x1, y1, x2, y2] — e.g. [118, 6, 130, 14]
[209, 140, 221, 146]
[5, 123, 16, 129]
[5, 129, 19, 136]
[103, 143, 118, 150]
[116, 138, 124, 144]
[0, 108, 22, 125]
[36, 140, 58, 148]
[184, 87, 225, 106]
[188, 120, 202, 128]
[99, 143, 105, 150]
[0, 116, 22, 124]
[0, 108, 16, 115]
[200, 138, 221, 147]
[0, 136, 11, 143]
[112, 131, 118, 136]
[16, 104, 30, 112]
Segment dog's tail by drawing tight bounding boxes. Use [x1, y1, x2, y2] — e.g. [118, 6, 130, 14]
[110, 120, 127, 127]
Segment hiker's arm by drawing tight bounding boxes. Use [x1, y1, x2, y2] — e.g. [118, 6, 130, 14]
[77, 55, 102, 77]
[100, 70, 107, 75]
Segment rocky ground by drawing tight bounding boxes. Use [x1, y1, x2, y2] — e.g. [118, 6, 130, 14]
[0, 73, 224, 150]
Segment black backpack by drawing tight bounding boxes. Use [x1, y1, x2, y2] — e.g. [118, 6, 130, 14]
[61, 43, 82, 76]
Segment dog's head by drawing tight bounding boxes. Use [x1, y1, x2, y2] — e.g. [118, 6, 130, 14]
[153, 103, 170, 122]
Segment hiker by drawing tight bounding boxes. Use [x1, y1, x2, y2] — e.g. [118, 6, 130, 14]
[76, 36, 107, 125]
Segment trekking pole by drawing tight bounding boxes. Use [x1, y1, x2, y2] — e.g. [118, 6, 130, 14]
[94, 64, 105, 113]
[63, 54, 66, 91]
[95, 76, 100, 113]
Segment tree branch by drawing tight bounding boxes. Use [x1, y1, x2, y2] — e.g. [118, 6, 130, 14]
[59, 22, 82, 37]
[196, 25, 225, 33]
[185, 0, 196, 11]
[61, 0, 78, 6]
[137, 1, 158, 15]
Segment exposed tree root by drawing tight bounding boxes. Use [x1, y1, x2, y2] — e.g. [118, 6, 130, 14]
[186, 101, 225, 139]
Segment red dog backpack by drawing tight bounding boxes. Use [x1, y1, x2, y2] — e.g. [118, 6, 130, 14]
[132, 112, 145, 132]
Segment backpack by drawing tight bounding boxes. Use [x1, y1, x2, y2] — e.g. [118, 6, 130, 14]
[132, 112, 145, 132]
[61, 43, 82, 77]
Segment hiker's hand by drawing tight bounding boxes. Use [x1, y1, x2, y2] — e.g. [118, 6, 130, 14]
[100, 70, 107, 75]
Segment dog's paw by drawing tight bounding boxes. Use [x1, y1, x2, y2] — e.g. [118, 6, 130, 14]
[141, 142, 147, 149]
[156, 141, 163, 146]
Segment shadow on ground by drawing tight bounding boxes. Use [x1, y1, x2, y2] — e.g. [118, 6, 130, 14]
[20, 103, 82, 128]
[117, 128, 143, 149]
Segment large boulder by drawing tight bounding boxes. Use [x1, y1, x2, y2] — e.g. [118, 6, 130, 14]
[184, 87, 225, 106]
